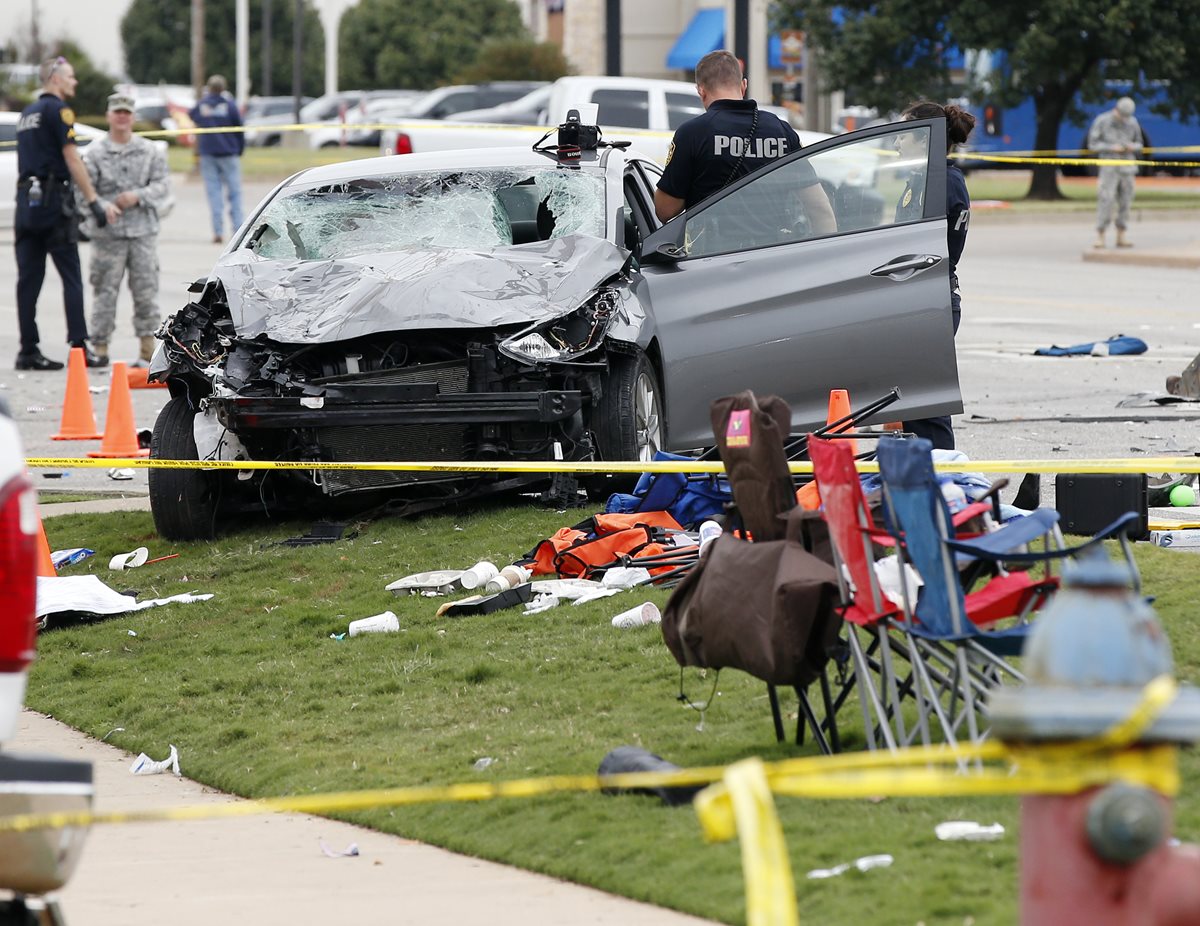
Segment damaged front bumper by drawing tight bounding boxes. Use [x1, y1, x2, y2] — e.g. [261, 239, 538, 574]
[211, 385, 583, 430]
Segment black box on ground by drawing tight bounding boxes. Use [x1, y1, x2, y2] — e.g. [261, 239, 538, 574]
[1054, 473, 1149, 540]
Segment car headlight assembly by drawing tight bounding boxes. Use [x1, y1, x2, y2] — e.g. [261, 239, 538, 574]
[499, 289, 619, 364]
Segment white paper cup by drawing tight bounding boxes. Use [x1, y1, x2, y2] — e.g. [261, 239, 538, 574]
[484, 574, 513, 595]
[611, 602, 662, 629]
[109, 546, 149, 571]
[348, 611, 400, 636]
[459, 561, 499, 590]
[498, 565, 530, 586]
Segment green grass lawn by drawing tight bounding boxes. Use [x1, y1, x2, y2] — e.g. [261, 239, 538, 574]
[168, 144, 375, 182]
[30, 503, 1200, 925]
[965, 172, 1200, 211]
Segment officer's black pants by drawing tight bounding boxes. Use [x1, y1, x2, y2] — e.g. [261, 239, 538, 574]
[901, 297, 962, 451]
[15, 220, 87, 353]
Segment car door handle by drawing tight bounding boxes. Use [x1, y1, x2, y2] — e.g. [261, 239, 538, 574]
[870, 254, 943, 279]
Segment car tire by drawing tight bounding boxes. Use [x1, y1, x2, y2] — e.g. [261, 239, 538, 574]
[589, 352, 663, 495]
[148, 397, 219, 541]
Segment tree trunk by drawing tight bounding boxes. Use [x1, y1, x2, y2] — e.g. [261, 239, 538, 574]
[1026, 92, 1068, 200]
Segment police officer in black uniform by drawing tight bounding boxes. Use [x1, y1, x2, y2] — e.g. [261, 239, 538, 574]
[654, 49, 835, 236]
[14, 56, 116, 370]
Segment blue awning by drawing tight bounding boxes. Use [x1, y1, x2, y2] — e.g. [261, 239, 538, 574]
[666, 8, 796, 71]
[667, 8, 725, 70]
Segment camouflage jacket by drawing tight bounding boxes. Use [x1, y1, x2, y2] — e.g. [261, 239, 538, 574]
[76, 134, 171, 238]
[1087, 110, 1144, 176]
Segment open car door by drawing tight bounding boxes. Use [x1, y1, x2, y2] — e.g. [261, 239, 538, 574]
[638, 117, 962, 449]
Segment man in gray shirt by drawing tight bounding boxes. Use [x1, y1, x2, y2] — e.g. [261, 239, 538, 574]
[1088, 97, 1143, 249]
[78, 93, 172, 365]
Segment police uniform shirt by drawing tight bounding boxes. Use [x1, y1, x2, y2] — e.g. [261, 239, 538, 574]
[657, 99, 815, 210]
[16, 92, 76, 180]
[895, 170, 926, 223]
[946, 160, 970, 278]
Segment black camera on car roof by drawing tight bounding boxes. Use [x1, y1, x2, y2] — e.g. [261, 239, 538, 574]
[557, 109, 600, 153]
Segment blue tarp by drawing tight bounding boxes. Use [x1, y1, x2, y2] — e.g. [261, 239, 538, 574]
[666, 9, 790, 71]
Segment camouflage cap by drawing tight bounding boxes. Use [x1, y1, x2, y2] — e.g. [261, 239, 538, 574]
[107, 93, 136, 113]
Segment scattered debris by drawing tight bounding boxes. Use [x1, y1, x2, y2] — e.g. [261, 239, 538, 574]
[806, 854, 895, 879]
[935, 821, 1005, 841]
[348, 611, 400, 636]
[611, 602, 662, 629]
[51, 548, 94, 569]
[107, 468, 135, 481]
[1149, 530, 1200, 550]
[280, 521, 357, 547]
[101, 727, 125, 741]
[472, 757, 495, 772]
[109, 547, 149, 571]
[1033, 334, 1147, 357]
[130, 744, 180, 776]
[318, 838, 360, 858]
[36, 574, 213, 620]
[597, 745, 703, 806]
[440, 583, 534, 617]
[387, 570, 465, 597]
[41, 472, 67, 479]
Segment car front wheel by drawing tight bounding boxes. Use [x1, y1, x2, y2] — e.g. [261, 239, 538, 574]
[597, 351, 663, 463]
[148, 397, 220, 541]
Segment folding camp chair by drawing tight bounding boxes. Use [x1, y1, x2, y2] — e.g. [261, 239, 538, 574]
[709, 391, 846, 753]
[876, 437, 1141, 746]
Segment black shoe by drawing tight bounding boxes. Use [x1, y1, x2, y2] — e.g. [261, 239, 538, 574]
[15, 350, 65, 372]
[71, 342, 108, 369]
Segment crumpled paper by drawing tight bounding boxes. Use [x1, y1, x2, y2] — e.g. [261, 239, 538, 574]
[130, 744, 180, 776]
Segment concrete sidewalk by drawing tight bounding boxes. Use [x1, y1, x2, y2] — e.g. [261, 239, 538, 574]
[16, 712, 716, 926]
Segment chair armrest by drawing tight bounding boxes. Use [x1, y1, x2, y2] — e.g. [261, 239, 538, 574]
[944, 508, 1060, 561]
[946, 511, 1139, 564]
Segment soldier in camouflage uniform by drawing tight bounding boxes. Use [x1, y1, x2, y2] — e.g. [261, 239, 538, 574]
[1088, 97, 1143, 249]
[78, 93, 172, 364]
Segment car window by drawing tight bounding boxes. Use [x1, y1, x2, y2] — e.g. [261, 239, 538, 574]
[682, 124, 932, 258]
[666, 92, 704, 130]
[590, 89, 650, 129]
[0, 124, 16, 145]
[431, 91, 479, 118]
[246, 167, 607, 260]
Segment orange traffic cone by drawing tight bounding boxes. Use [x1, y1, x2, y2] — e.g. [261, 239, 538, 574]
[126, 366, 166, 390]
[35, 518, 56, 578]
[88, 362, 151, 459]
[826, 388, 857, 457]
[51, 347, 103, 440]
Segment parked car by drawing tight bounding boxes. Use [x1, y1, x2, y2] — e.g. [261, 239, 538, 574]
[244, 94, 313, 123]
[245, 92, 362, 147]
[0, 398, 93, 921]
[147, 117, 960, 540]
[446, 85, 553, 125]
[311, 91, 427, 149]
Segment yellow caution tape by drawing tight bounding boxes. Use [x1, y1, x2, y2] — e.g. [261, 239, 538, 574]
[951, 151, 1200, 169]
[23, 456, 1200, 476]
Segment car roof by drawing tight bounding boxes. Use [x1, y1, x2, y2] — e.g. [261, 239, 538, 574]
[287, 146, 610, 186]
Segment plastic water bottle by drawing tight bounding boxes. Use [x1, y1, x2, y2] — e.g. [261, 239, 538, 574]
[698, 520, 723, 555]
[28, 178, 42, 208]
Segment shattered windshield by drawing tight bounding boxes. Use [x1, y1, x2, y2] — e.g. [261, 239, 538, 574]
[245, 166, 608, 260]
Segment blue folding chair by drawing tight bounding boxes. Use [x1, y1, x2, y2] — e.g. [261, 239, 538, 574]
[876, 437, 1140, 745]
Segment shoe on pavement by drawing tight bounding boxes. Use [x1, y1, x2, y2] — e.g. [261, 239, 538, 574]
[14, 350, 64, 372]
[1093, 234, 1106, 249]
[212, 234, 223, 244]
[70, 342, 109, 369]
[138, 335, 157, 363]
[1116, 233, 1134, 248]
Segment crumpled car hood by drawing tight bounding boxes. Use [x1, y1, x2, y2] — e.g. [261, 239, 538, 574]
[211, 234, 626, 344]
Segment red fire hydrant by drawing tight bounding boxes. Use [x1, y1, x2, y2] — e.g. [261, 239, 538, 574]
[990, 553, 1200, 925]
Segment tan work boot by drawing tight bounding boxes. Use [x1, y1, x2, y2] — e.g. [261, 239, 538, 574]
[1093, 231, 1106, 249]
[139, 335, 157, 362]
[92, 342, 109, 361]
[1116, 229, 1133, 248]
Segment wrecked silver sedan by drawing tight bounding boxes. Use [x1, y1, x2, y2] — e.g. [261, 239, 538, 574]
[149, 121, 962, 539]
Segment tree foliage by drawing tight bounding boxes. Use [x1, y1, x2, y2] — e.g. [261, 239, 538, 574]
[454, 38, 571, 84]
[775, 0, 1200, 198]
[339, 0, 527, 90]
[51, 40, 120, 116]
[121, 0, 325, 97]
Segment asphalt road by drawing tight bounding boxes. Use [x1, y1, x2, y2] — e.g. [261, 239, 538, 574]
[2, 171, 1198, 501]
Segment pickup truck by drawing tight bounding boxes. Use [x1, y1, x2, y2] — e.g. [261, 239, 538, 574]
[0, 399, 92, 924]
[380, 75, 827, 164]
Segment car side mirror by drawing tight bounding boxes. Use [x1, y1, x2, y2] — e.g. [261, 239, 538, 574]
[640, 222, 685, 264]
